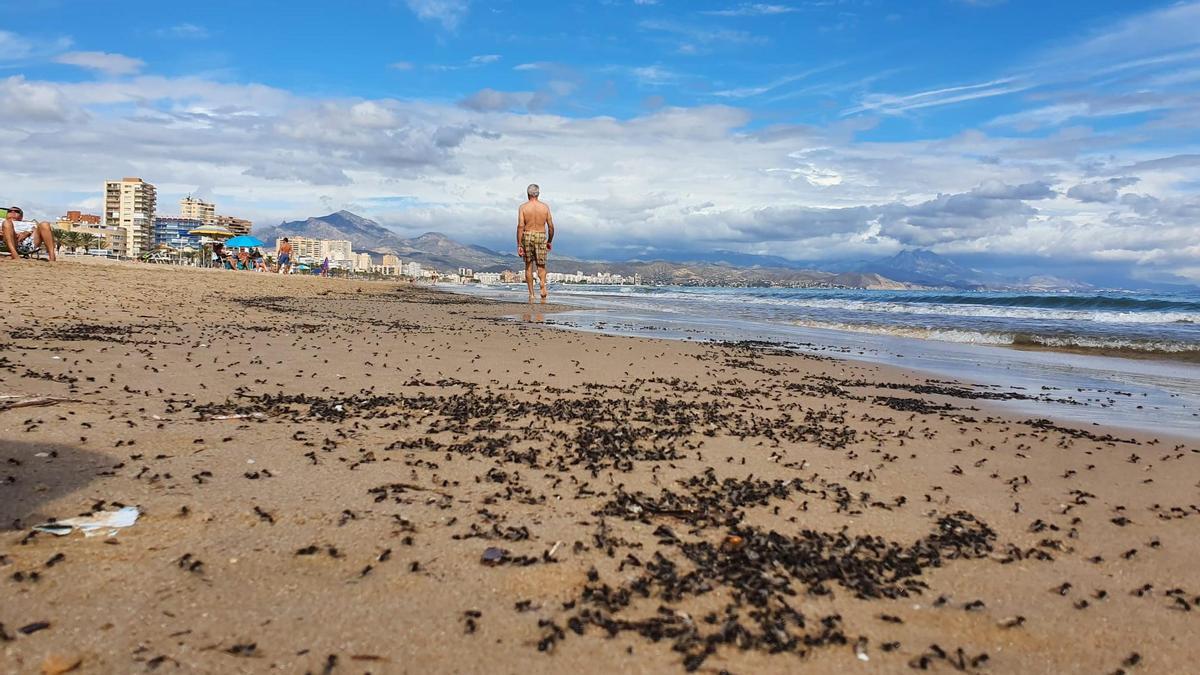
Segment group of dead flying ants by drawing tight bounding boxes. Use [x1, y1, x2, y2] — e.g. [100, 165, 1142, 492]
[188, 381, 862, 476]
[174, 344, 1176, 672]
[522, 469, 998, 672]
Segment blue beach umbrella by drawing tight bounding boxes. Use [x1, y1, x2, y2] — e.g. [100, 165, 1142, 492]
[224, 235, 266, 248]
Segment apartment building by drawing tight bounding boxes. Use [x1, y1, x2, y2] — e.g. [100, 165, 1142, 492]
[215, 214, 252, 236]
[104, 178, 157, 257]
[180, 196, 216, 226]
[55, 210, 102, 228]
[276, 236, 352, 264]
[154, 217, 204, 250]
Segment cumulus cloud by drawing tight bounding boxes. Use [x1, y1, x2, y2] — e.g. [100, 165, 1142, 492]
[1, 65, 1198, 281]
[0, 75, 83, 123]
[1067, 177, 1139, 203]
[54, 51, 144, 76]
[458, 88, 542, 112]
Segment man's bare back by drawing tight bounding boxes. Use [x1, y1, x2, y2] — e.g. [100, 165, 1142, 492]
[519, 201, 551, 236]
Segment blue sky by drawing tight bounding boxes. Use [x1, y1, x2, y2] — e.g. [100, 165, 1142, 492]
[2, 0, 1199, 284]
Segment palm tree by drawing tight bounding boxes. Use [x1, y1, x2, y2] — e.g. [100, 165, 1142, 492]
[53, 229, 75, 253]
[78, 233, 99, 252]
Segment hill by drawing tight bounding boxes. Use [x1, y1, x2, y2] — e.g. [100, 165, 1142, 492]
[256, 210, 922, 288]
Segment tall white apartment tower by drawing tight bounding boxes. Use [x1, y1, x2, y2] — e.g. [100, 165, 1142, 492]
[104, 178, 158, 257]
[180, 196, 216, 226]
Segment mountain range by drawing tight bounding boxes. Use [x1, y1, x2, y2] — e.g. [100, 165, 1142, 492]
[255, 210, 1090, 290]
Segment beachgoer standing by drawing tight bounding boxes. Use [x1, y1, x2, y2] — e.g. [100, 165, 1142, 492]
[277, 238, 293, 274]
[2, 206, 57, 261]
[517, 184, 554, 300]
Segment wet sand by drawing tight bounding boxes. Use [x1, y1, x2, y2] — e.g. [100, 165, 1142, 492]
[2, 258, 1197, 674]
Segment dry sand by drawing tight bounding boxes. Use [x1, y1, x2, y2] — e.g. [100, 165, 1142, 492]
[1, 258, 1197, 674]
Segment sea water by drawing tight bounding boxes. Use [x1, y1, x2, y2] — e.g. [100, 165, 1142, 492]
[450, 284, 1200, 437]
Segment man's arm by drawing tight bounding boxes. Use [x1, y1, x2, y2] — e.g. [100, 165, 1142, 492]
[516, 207, 526, 254]
[546, 206, 555, 250]
[2, 218, 19, 259]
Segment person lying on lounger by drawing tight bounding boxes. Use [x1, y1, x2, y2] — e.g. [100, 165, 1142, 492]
[2, 206, 57, 261]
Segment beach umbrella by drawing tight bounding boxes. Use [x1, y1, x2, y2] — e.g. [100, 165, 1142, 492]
[225, 235, 265, 248]
[187, 224, 234, 239]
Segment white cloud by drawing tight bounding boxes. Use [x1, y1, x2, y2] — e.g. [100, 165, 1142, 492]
[702, 4, 800, 17]
[0, 29, 37, 61]
[844, 77, 1029, 116]
[156, 23, 209, 39]
[404, 0, 470, 30]
[638, 19, 767, 54]
[2, 10, 1199, 282]
[630, 65, 679, 86]
[54, 51, 145, 76]
[429, 54, 503, 71]
[0, 30, 72, 64]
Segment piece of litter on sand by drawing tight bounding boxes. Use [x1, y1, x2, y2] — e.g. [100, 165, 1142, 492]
[481, 547, 509, 565]
[208, 412, 266, 420]
[855, 637, 870, 662]
[0, 395, 80, 412]
[33, 506, 140, 537]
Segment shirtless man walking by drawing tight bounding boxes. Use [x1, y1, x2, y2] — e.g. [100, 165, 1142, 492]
[517, 184, 554, 300]
[277, 237, 293, 274]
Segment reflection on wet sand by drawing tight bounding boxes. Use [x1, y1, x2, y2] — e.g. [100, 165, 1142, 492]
[522, 299, 545, 323]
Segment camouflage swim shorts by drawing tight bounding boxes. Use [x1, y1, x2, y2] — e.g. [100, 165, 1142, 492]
[522, 232, 548, 266]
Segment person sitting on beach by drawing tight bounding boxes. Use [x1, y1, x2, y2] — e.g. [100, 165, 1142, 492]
[2, 206, 57, 261]
[277, 238, 293, 274]
[237, 249, 251, 270]
[253, 249, 267, 272]
[517, 184, 554, 300]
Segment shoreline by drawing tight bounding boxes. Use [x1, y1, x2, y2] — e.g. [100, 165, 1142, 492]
[2, 259, 1198, 673]
[457, 288, 1200, 439]
[462, 282, 1200, 365]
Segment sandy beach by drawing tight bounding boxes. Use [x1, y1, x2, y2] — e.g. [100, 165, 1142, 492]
[2, 259, 1197, 674]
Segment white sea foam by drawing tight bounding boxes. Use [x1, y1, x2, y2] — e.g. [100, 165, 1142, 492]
[788, 320, 1199, 353]
[547, 287, 1200, 324]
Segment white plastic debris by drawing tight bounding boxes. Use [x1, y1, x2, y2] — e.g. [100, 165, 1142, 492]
[854, 637, 870, 662]
[33, 506, 140, 537]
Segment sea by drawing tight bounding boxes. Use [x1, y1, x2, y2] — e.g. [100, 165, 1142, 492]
[450, 284, 1200, 438]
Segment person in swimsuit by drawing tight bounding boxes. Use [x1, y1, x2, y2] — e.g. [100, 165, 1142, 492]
[2, 206, 57, 261]
[277, 238, 293, 274]
[516, 184, 554, 300]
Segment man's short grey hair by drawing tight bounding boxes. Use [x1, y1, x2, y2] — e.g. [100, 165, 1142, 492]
[527, 184, 540, 198]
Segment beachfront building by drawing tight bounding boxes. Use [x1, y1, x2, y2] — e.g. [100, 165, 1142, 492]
[277, 236, 353, 267]
[323, 239, 353, 264]
[353, 252, 373, 271]
[55, 210, 102, 229]
[104, 177, 157, 257]
[179, 196, 216, 226]
[154, 217, 203, 250]
[215, 214, 252, 236]
[56, 211, 122, 252]
[402, 262, 423, 278]
[475, 272, 501, 284]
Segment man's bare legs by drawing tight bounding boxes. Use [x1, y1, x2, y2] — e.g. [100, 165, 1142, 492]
[537, 264, 548, 300]
[1, 221, 18, 260]
[524, 258, 536, 300]
[32, 222, 56, 261]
